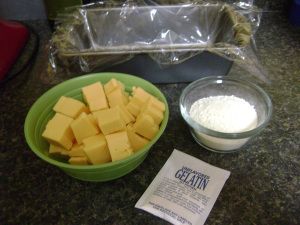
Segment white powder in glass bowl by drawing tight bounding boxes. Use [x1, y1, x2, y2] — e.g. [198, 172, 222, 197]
[189, 95, 258, 151]
[190, 95, 258, 133]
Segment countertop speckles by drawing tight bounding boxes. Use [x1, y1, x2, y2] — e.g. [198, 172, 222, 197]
[1, 11, 300, 225]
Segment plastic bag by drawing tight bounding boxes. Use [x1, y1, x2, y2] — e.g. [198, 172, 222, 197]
[48, 0, 268, 83]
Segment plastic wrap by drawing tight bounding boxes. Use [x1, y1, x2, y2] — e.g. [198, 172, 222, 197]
[48, 0, 268, 82]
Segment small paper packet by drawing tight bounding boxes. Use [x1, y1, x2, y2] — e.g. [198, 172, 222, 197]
[135, 149, 230, 225]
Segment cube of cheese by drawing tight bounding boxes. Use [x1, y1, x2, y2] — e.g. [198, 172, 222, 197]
[104, 78, 124, 95]
[45, 113, 75, 141]
[147, 96, 166, 112]
[133, 114, 159, 140]
[115, 105, 135, 124]
[132, 86, 151, 104]
[126, 100, 141, 117]
[129, 95, 146, 108]
[123, 91, 129, 105]
[70, 112, 99, 144]
[140, 102, 164, 125]
[87, 113, 98, 127]
[105, 131, 133, 162]
[132, 87, 166, 112]
[60, 150, 70, 157]
[82, 134, 111, 164]
[107, 88, 129, 107]
[94, 107, 126, 135]
[127, 126, 149, 152]
[69, 156, 89, 165]
[68, 143, 86, 157]
[53, 96, 89, 118]
[82, 82, 108, 112]
[49, 144, 70, 158]
[42, 113, 74, 150]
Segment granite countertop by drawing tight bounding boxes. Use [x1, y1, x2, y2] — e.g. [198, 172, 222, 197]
[1, 10, 299, 225]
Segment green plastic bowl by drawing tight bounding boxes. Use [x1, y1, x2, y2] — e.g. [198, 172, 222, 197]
[24, 73, 169, 182]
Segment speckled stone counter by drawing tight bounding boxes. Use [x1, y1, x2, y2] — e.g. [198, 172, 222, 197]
[1, 11, 299, 225]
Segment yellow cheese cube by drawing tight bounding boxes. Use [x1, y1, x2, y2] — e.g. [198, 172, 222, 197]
[60, 150, 70, 157]
[82, 82, 108, 112]
[92, 110, 102, 120]
[82, 134, 111, 164]
[49, 144, 65, 154]
[123, 91, 129, 105]
[132, 86, 151, 103]
[127, 126, 149, 152]
[95, 107, 126, 135]
[126, 100, 141, 117]
[127, 122, 134, 128]
[105, 131, 133, 162]
[133, 114, 159, 140]
[49, 144, 70, 158]
[53, 96, 89, 119]
[115, 105, 135, 124]
[42, 113, 74, 150]
[107, 88, 129, 107]
[118, 80, 125, 90]
[132, 86, 166, 112]
[70, 112, 99, 144]
[69, 156, 89, 165]
[130, 94, 146, 108]
[140, 102, 164, 125]
[148, 96, 166, 112]
[68, 143, 86, 157]
[45, 113, 75, 141]
[104, 78, 125, 95]
[87, 113, 98, 127]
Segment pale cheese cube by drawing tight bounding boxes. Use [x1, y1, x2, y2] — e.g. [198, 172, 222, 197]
[147, 96, 166, 112]
[133, 114, 159, 140]
[129, 95, 146, 108]
[49, 144, 65, 154]
[53, 96, 89, 118]
[82, 134, 111, 164]
[82, 82, 108, 112]
[123, 91, 129, 103]
[132, 86, 166, 112]
[104, 78, 124, 95]
[132, 86, 151, 104]
[126, 100, 141, 117]
[105, 131, 133, 162]
[68, 143, 86, 157]
[70, 112, 99, 144]
[140, 102, 164, 125]
[60, 150, 70, 157]
[115, 105, 135, 124]
[95, 107, 126, 135]
[49, 144, 70, 158]
[42, 113, 74, 150]
[107, 88, 129, 107]
[127, 126, 149, 152]
[69, 156, 89, 165]
[45, 113, 75, 141]
[87, 113, 98, 127]
[117, 80, 125, 91]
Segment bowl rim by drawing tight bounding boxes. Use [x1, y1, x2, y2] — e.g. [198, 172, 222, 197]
[24, 72, 169, 170]
[179, 76, 273, 139]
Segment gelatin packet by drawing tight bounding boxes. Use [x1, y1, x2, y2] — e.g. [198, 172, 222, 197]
[135, 149, 230, 225]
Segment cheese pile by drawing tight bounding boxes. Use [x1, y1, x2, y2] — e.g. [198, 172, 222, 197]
[42, 78, 166, 165]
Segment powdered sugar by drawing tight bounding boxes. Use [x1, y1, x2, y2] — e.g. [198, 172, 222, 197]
[190, 95, 257, 133]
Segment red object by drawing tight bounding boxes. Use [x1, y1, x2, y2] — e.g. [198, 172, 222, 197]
[0, 20, 29, 81]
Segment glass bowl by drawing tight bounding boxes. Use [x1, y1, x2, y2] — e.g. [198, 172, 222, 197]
[179, 76, 272, 153]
